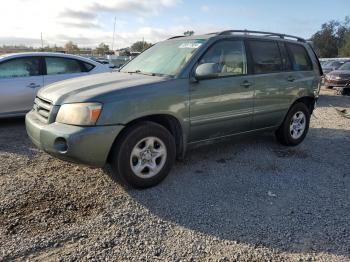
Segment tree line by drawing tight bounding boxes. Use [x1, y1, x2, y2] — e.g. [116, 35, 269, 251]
[90, 23, 350, 58]
[2, 21, 350, 58]
[311, 16, 350, 58]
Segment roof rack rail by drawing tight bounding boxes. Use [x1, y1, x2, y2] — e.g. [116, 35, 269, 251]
[216, 30, 306, 42]
[167, 35, 186, 40]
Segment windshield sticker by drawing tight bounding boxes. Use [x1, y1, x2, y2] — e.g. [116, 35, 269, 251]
[179, 43, 202, 49]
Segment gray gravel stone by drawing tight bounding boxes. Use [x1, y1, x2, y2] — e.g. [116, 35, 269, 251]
[0, 89, 349, 261]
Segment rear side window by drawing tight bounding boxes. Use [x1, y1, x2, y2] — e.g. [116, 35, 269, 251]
[45, 57, 85, 75]
[0, 57, 40, 78]
[287, 43, 312, 71]
[199, 40, 247, 77]
[248, 40, 282, 74]
[278, 42, 292, 71]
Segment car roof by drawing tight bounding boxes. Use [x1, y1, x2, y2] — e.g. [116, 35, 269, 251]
[326, 60, 350, 66]
[166, 30, 308, 45]
[0, 52, 99, 65]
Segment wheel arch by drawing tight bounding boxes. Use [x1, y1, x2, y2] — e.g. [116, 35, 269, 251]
[291, 96, 316, 114]
[277, 96, 315, 128]
[108, 114, 186, 163]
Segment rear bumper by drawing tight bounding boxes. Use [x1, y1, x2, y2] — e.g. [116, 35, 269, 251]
[25, 110, 124, 167]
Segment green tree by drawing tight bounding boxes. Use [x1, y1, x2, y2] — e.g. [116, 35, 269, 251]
[339, 33, 350, 56]
[118, 48, 131, 56]
[184, 30, 194, 36]
[130, 41, 152, 52]
[311, 21, 339, 58]
[94, 43, 110, 55]
[311, 17, 350, 58]
[64, 41, 79, 54]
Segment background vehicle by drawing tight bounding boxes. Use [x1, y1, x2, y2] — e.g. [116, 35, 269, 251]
[323, 60, 350, 74]
[89, 57, 116, 69]
[26, 30, 322, 188]
[324, 61, 350, 89]
[0, 52, 111, 118]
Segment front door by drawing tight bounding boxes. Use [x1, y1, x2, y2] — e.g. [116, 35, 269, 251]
[189, 40, 254, 142]
[0, 57, 43, 116]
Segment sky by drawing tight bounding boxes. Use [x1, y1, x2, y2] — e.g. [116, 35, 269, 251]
[0, 0, 349, 49]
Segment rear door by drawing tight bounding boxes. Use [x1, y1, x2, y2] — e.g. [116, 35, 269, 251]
[246, 40, 291, 129]
[0, 56, 43, 115]
[189, 40, 254, 142]
[43, 56, 90, 86]
[285, 42, 315, 97]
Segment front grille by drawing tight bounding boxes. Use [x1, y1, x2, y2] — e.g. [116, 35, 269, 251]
[33, 96, 53, 123]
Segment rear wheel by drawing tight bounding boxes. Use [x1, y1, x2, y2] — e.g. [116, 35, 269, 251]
[275, 103, 310, 146]
[110, 121, 176, 188]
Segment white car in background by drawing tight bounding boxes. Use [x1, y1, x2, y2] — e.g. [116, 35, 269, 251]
[0, 52, 111, 118]
[89, 57, 116, 69]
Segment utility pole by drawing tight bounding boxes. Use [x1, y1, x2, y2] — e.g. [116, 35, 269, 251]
[40, 32, 44, 50]
[142, 37, 144, 51]
[111, 16, 117, 53]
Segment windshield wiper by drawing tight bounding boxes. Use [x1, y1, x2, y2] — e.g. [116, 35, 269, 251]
[125, 70, 172, 78]
[127, 70, 156, 76]
[126, 70, 141, 74]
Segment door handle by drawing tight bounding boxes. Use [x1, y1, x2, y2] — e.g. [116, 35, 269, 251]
[287, 76, 295, 82]
[27, 83, 41, 88]
[240, 80, 252, 88]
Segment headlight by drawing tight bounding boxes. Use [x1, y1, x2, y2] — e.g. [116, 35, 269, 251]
[56, 103, 102, 126]
[326, 74, 336, 80]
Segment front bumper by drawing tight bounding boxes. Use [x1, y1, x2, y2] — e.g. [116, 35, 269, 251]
[25, 110, 124, 167]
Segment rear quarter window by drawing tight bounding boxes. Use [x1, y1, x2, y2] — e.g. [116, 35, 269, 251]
[82, 62, 95, 72]
[287, 43, 313, 71]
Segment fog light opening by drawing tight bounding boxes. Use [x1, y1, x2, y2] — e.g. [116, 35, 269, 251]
[54, 137, 68, 153]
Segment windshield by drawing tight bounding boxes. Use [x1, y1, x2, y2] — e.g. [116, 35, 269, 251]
[338, 62, 350, 71]
[120, 39, 206, 76]
[322, 61, 332, 66]
[326, 61, 342, 68]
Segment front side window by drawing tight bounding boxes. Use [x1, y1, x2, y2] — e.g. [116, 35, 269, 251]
[120, 39, 205, 76]
[198, 40, 247, 77]
[287, 43, 312, 71]
[45, 57, 84, 75]
[0, 57, 40, 78]
[249, 40, 283, 74]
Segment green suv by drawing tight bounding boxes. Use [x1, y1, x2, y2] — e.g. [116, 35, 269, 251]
[26, 30, 322, 188]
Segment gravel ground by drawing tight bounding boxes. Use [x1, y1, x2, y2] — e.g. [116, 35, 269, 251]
[0, 89, 349, 262]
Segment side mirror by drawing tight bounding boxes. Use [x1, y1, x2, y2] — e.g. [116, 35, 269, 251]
[195, 63, 219, 80]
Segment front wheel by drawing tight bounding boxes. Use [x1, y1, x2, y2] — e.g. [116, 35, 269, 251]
[110, 121, 176, 188]
[275, 103, 310, 146]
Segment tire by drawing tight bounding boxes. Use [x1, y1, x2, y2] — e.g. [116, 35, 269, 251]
[275, 102, 310, 146]
[110, 121, 176, 189]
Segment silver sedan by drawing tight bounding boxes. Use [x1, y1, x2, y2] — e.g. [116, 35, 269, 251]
[0, 52, 111, 118]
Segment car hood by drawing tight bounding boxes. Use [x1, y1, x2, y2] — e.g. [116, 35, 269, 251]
[328, 70, 350, 78]
[38, 72, 168, 105]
